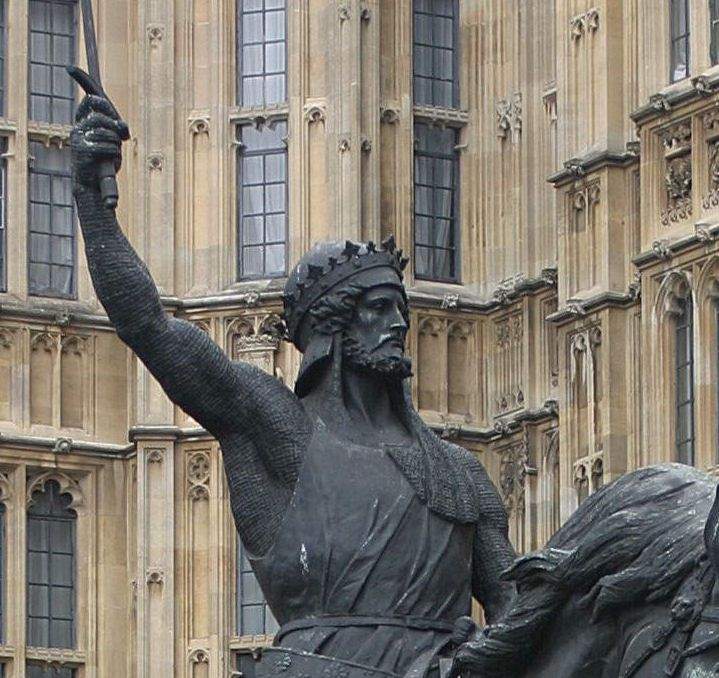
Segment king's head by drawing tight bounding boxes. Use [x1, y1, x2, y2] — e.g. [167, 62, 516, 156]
[282, 237, 411, 397]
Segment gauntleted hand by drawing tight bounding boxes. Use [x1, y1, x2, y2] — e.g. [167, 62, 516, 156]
[67, 66, 130, 192]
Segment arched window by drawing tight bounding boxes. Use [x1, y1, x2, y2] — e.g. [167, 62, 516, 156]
[711, 0, 719, 65]
[26, 480, 76, 651]
[675, 294, 695, 464]
[236, 539, 277, 637]
[670, 0, 690, 82]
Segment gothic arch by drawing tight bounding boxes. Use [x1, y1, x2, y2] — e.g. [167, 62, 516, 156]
[655, 269, 692, 319]
[27, 471, 84, 512]
[652, 269, 695, 464]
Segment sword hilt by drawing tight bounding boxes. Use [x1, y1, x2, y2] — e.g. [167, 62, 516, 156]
[67, 66, 123, 212]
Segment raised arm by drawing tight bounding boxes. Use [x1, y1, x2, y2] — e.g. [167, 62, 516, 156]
[69, 71, 309, 449]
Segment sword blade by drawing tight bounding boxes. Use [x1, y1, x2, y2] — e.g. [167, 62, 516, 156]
[79, 0, 103, 91]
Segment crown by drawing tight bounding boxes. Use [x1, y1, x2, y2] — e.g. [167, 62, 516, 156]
[282, 236, 409, 342]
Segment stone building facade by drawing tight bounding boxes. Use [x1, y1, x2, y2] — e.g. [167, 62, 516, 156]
[0, 0, 717, 675]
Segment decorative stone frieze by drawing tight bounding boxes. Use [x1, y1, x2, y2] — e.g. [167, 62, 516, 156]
[658, 120, 692, 226]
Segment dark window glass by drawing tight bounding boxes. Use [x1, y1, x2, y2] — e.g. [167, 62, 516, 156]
[237, 122, 287, 280]
[28, 141, 75, 298]
[413, 122, 459, 282]
[236, 0, 287, 107]
[413, 0, 459, 108]
[27, 480, 76, 650]
[29, 0, 77, 124]
[0, 0, 6, 116]
[0, 137, 6, 292]
[236, 652, 259, 677]
[670, 0, 690, 82]
[237, 539, 278, 637]
[26, 666, 74, 678]
[712, 0, 719, 64]
[675, 295, 695, 464]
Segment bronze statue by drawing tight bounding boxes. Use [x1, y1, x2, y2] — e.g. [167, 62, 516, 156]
[68, 70, 514, 677]
[69, 58, 719, 677]
[449, 463, 719, 677]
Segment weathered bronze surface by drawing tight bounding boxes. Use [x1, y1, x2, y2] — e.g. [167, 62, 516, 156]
[69, 61, 719, 677]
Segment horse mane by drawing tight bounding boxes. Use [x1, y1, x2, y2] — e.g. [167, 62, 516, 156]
[466, 463, 717, 676]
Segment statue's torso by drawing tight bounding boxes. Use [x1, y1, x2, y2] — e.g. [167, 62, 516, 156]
[250, 420, 474, 674]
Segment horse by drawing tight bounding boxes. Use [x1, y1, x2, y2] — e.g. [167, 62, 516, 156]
[449, 463, 719, 678]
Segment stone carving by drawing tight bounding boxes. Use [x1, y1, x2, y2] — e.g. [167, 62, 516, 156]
[27, 471, 83, 511]
[570, 8, 599, 41]
[146, 568, 165, 586]
[500, 442, 528, 516]
[31, 331, 58, 354]
[380, 106, 400, 124]
[146, 448, 165, 464]
[494, 314, 524, 416]
[147, 153, 164, 171]
[0, 471, 12, 504]
[0, 327, 12, 350]
[661, 271, 692, 317]
[338, 5, 350, 22]
[187, 450, 210, 502]
[188, 648, 209, 664]
[496, 92, 522, 143]
[441, 293, 459, 309]
[303, 102, 327, 125]
[659, 120, 692, 225]
[338, 136, 351, 153]
[188, 115, 210, 136]
[147, 24, 164, 48]
[52, 437, 73, 454]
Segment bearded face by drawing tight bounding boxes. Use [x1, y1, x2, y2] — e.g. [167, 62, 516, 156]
[341, 284, 412, 380]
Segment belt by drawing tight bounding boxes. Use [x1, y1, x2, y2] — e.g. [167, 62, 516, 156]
[276, 614, 456, 644]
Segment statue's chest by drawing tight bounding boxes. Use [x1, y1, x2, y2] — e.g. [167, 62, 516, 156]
[250, 432, 474, 619]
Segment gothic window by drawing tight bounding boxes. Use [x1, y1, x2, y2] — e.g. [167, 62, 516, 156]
[675, 294, 695, 464]
[236, 0, 287, 108]
[28, 141, 75, 298]
[413, 0, 459, 108]
[29, 0, 77, 125]
[237, 122, 287, 280]
[670, 0, 690, 83]
[0, 138, 6, 292]
[413, 123, 459, 282]
[712, 0, 719, 64]
[26, 480, 76, 651]
[236, 539, 278, 636]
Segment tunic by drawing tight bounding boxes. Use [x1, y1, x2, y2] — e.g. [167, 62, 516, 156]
[251, 423, 474, 675]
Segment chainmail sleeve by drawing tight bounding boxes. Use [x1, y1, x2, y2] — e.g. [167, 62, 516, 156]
[472, 464, 516, 624]
[74, 185, 310, 473]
